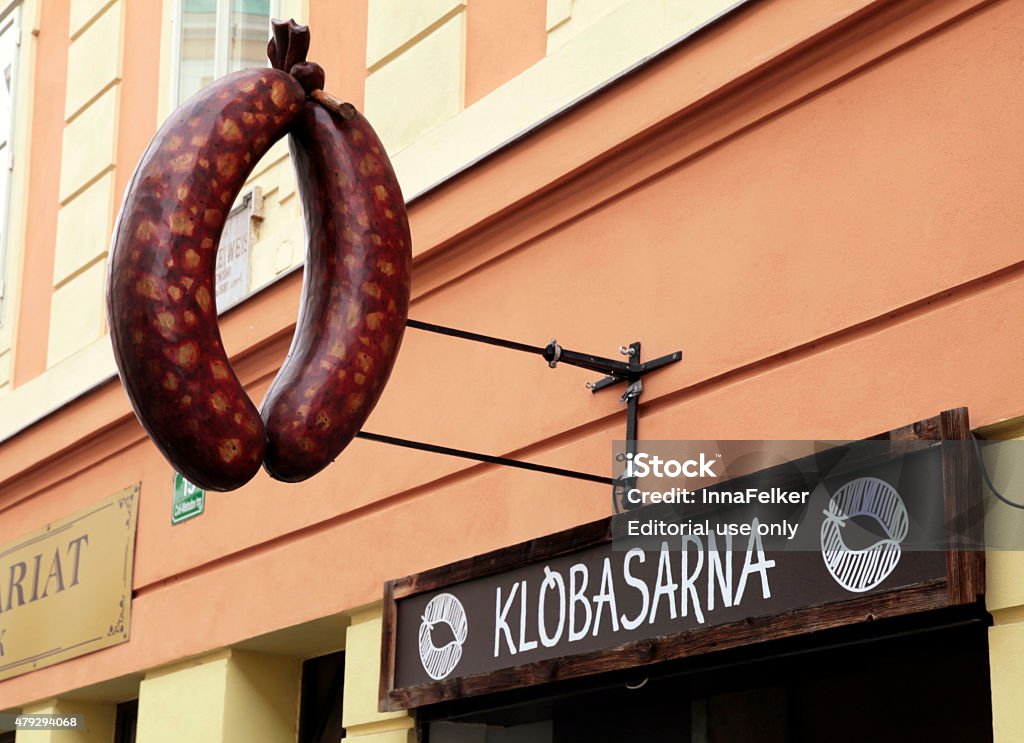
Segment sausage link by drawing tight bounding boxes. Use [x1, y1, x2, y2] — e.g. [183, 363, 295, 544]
[107, 68, 305, 491]
[260, 102, 412, 481]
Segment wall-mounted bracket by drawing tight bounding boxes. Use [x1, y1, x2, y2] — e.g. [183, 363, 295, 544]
[358, 320, 683, 510]
[574, 341, 684, 512]
[583, 349, 683, 393]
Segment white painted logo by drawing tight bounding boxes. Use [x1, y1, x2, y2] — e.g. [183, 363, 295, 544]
[418, 593, 468, 680]
[821, 477, 908, 593]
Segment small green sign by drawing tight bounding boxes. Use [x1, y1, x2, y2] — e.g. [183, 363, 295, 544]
[172, 473, 205, 525]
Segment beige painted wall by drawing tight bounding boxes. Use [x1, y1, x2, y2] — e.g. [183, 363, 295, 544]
[14, 699, 115, 743]
[342, 606, 414, 743]
[136, 650, 300, 743]
[47, 0, 124, 367]
[978, 420, 1024, 742]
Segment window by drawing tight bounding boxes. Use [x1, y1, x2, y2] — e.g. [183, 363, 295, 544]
[0, 2, 20, 327]
[173, 0, 277, 106]
[114, 699, 138, 743]
[298, 650, 345, 743]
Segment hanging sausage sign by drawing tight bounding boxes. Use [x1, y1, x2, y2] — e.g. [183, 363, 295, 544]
[106, 20, 412, 491]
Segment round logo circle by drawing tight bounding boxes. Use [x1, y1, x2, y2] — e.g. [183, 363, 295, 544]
[821, 476, 908, 593]
[418, 593, 468, 680]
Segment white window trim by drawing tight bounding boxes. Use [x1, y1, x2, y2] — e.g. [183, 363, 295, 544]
[0, 0, 18, 23]
[0, 1, 21, 327]
[169, 0, 280, 108]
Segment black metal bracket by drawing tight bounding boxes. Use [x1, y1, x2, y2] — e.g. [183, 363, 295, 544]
[358, 320, 683, 505]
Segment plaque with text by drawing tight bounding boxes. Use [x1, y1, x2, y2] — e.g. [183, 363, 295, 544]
[0, 485, 139, 681]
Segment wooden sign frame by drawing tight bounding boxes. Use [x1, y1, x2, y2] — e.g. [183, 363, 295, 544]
[380, 408, 984, 711]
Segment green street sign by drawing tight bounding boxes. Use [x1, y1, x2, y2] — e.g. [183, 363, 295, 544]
[172, 473, 205, 525]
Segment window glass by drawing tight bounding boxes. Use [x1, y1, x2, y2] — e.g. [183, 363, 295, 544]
[177, 0, 217, 104]
[175, 0, 274, 106]
[229, 0, 271, 72]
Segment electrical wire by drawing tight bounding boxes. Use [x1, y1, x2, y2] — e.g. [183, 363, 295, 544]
[971, 433, 1024, 510]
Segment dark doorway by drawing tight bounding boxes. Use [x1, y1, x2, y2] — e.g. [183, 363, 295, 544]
[299, 650, 346, 743]
[422, 620, 992, 743]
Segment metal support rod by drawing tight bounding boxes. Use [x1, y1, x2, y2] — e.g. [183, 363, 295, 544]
[547, 346, 633, 377]
[397, 320, 683, 501]
[406, 319, 635, 377]
[625, 342, 641, 443]
[406, 319, 547, 356]
[618, 342, 643, 512]
[356, 431, 614, 486]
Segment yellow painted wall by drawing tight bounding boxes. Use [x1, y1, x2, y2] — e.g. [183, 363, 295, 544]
[52, 172, 115, 287]
[14, 699, 115, 743]
[136, 652, 231, 741]
[342, 606, 414, 743]
[136, 649, 300, 743]
[979, 420, 1024, 742]
[546, 0, 628, 52]
[990, 621, 1024, 742]
[47, 0, 123, 367]
[240, 0, 308, 292]
[388, 0, 744, 199]
[246, 142, 303, 291]
[56, 71, 117, 204]
[223, 651, 302, 743]
[64, 1, 121, 120]
[364, 0, 466, 154]
[69, 0, 118, 38]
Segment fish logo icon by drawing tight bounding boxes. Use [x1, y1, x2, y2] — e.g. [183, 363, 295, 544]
[821, 477, 908, 593]
[418, 593, 468, 680]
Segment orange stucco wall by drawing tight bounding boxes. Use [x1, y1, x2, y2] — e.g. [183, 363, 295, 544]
[112, 0, 162, 224]
[465, 0, 547, 105]
[0, 0, 1021, 713]
[12, 0, 68, 384]
[309, 0, 368, 110]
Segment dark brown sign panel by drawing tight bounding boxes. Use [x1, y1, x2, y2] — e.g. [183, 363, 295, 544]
[380, 409, 984, 711]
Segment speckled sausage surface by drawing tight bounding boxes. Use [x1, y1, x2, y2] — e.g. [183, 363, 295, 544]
[260, 102, 412, 482]
[107, 68, 304, 491]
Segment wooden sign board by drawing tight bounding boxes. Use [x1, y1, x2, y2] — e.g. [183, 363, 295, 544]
[380, 410, 984, 711]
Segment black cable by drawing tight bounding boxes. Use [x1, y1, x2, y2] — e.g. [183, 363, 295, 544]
[971, 433, 1024, 510]
[356, 431, 614, 486]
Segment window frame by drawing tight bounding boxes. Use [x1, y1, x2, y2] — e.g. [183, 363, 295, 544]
[169, 0, 280, 107]
[0, 0, 21, 328]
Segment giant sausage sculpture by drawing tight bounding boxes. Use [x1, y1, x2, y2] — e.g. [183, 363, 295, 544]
[260, 81, 411, 481]
[107, 21, 411, 490]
